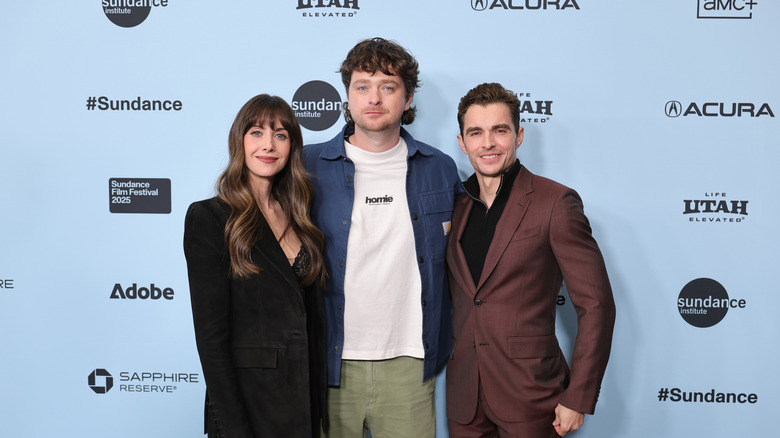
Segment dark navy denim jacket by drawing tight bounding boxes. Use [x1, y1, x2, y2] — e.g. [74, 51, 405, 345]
[303, 125, 461, 385]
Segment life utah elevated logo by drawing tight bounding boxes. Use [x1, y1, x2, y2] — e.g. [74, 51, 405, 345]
[297, 0, 359, 18]
[683, 192, 748, 224]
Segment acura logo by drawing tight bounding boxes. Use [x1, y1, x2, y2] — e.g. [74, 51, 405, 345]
[665, 100, 682, 118]
[471, 0, 488, 11]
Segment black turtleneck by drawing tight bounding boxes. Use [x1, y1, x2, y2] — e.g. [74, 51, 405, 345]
[459, 159, 521, 286]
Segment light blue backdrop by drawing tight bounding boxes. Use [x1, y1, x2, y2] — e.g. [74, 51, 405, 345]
[1, 1, 778, 437]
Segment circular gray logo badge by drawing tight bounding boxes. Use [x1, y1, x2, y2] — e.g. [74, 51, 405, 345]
[471, 0, 489, 11]
[677, 278, 729, 327]
[665, 100, 682, 118]
[103, 1, 153, 28]
[292, 81, 343, 131]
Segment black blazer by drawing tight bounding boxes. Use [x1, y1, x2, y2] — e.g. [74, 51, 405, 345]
[183, 197, 327, 438]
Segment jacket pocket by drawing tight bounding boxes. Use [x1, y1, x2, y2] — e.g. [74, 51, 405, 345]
[507, 334, 559, 359]
[419, 189, 455, 261]
[232, 347, 278, 368]
[510, 225, 541, 242]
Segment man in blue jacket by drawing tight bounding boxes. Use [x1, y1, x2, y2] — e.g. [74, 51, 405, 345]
[303, 37, 461, 437]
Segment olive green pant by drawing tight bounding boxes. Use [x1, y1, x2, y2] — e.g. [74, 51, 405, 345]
[323, 356, 436, 438]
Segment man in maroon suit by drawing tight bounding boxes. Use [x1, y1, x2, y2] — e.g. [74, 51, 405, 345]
[446, 82, 616, 437]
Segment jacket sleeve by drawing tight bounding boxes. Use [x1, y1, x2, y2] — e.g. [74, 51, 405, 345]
[549, 190, 616, 415]
[183, 201, 253, 437]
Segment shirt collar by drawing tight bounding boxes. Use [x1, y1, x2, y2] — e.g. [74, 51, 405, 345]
[319, 125, 429, 160]
[462, 159, 521, 204]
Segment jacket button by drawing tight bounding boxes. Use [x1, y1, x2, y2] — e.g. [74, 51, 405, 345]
[333, 346, 339, 351]
[418, 257, 424, 264]
[412, 214, 418, 220]
[474, 299, 482, 307]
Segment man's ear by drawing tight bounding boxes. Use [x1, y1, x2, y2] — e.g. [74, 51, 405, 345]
[515, 127, 524, 149]
[457, 134, 468, 154]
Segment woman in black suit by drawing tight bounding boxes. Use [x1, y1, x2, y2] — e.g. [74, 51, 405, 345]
[184, 94, 327, 437]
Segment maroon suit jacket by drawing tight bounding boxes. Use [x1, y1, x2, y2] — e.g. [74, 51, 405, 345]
[446, 165, 615, 424]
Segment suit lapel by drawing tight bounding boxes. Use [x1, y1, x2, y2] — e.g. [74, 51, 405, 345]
[252, 217, 300, 293]
[448, 193, 478, 296]
[476, 166, 534, 291]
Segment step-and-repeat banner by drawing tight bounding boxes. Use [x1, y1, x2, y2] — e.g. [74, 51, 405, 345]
[1, 1, 777, 437]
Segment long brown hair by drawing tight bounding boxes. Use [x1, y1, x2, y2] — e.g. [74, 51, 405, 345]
[216, 94, 326, 286]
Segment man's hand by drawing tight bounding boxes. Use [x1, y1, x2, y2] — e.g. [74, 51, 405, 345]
[552, 403, 584, 436]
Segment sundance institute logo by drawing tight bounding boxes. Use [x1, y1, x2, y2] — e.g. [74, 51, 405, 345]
[677, 278, 746, 328]
[291, 81, 343, 131]
[102, 0, 169, 28]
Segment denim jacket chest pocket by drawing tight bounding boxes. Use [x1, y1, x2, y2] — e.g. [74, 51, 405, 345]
[419, 189, 455, 261]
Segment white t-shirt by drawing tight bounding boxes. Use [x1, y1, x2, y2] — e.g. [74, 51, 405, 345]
[341, 137, 424, 360]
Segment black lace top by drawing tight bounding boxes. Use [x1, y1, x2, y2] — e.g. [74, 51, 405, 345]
[292, 244, 311, 284]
